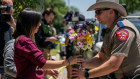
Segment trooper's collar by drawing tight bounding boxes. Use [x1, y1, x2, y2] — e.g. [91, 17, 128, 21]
[108, 17, 124, 32]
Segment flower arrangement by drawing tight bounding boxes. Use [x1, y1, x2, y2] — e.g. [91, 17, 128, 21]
[68, 21, 98, 56]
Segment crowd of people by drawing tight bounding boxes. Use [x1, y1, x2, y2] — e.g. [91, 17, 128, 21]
[0, 0, 83, 79]
[1, 0, 140, 79]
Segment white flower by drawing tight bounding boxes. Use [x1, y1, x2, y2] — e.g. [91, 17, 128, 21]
[87, 44, 92, 49]
[74, 46, 80, 51]
[81, 45, 87, 50]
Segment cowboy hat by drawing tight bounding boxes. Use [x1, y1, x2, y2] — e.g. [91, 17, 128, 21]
[87, 0, 127, 17]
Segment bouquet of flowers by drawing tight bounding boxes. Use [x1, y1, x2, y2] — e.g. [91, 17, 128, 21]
[68, 21, 98, 57]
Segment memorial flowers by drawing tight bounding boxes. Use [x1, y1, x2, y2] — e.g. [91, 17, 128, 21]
[68, 21, 99, 56]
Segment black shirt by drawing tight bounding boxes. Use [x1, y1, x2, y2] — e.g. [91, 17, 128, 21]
[35, 20, 54, 49]
[0, 22, 12, 66]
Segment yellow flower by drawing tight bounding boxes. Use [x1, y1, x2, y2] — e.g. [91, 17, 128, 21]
[95, 31, 98, 34]
[19, 5, 23, 9]
[87, 37, 93, 44]
[95, 26, 99, 31]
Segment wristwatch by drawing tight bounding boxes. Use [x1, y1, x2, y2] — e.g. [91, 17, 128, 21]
[85, 70, 89, 79]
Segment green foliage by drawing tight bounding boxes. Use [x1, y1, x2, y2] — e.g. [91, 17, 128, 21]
[13, 0, 79, 33]
[43, 0, 69, 33]
[13, 0, 40, 18]
[120, 0, 140, 13]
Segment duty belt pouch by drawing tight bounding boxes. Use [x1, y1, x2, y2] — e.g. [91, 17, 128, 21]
[109, 73, 116, 79]
[114, 72, 124, 79]
[0, 66, 4, 73]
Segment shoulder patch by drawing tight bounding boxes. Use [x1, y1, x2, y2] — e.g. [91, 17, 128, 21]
[116, 30, 129, 42]
[117, 21, 124, 27]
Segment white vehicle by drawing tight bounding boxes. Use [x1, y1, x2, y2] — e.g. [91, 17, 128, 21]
[57, 34, 66, 59]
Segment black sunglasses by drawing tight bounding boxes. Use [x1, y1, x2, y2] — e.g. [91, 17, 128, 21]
[95, 8, 110, 15]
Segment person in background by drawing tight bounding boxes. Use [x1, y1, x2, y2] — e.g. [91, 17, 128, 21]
[65, 26, 74, 79]
[13, 8, 83, 79]
[35, 8, 57, 60]
[0, 0, 16, 79]
[72, 0, 140, 79]
[3, 39, 16, 79]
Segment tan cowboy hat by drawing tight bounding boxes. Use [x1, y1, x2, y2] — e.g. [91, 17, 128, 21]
[87, 0, 127, 17]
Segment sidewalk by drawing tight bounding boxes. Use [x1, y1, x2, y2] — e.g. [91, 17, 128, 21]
[52, 54, 67, 79]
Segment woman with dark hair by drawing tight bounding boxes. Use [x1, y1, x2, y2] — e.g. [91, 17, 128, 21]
[13, 8, 83, 79]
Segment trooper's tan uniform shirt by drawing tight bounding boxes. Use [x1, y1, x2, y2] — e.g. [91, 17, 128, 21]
[101, 17, 140, 79]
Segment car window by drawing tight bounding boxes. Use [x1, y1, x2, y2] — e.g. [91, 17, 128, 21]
[99, 25, 106, 41]
[129, 19, 140, 32]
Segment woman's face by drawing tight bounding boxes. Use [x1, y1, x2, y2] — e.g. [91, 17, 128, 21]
[32, 22, 41, 35]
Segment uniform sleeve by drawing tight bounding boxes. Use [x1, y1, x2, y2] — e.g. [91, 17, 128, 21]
[3, 39, 17, 77]
[21, 39, 46, 68]
[111, 28, 135, 57]
[100, 44, 105, 53]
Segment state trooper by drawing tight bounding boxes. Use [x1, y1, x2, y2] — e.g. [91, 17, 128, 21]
[72, 0, 140, 79]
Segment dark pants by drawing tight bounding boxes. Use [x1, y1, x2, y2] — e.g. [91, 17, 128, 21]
[0, 66, 4, 79]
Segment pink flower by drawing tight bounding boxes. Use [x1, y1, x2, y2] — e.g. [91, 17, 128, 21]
[77, 41, 83, 48]
[69, 35, 75, 41]
[81, 32, 86, 36]
[68, 29, 74, 34]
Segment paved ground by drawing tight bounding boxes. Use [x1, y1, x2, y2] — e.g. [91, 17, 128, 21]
[52, 54, 68, 79]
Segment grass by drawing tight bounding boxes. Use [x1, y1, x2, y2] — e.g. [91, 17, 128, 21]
[50, 45, 60, 56]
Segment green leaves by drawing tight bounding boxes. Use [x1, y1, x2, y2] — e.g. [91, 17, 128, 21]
[43, 0, 69, 33]
[13, 0, 40, 18]
[13, 0, 79, 33]
[120, 0, 140, 13]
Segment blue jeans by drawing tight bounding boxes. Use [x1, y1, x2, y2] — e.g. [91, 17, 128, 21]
[0, 66, 4, 79]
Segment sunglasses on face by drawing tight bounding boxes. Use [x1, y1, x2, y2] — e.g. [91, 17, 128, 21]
[95, 8, 110, 15]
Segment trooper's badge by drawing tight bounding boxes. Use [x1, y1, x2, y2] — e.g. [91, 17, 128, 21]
[116, 30, 129, 42]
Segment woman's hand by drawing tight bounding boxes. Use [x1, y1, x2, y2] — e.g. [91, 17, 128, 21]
[45, 69, 59, 79]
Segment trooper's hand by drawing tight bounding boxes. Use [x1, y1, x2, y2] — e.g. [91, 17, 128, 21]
[68, 55, 85, 65]
[45, 69, 59, 79]
[71, 68, 85, 79]
[81, 61, 87, 69]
